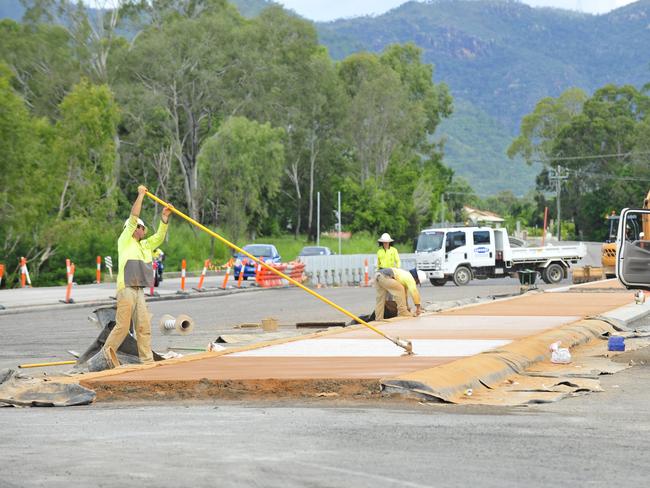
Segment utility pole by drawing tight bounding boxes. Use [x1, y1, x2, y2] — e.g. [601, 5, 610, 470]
[316, 191, 320, 247]
[439, 193, 445, 225]
[549, 165, 569, 241]
[337, 191, 342, 255]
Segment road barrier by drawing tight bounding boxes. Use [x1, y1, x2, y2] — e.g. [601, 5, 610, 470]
[0, 263, 4, 287]
[61, 263, 75, 304]
[19, 257, 31, 288]
[178, 259, 188, 294]
[299, 253, 417, 287]
[256, 261, 306, 288]
[221, 258, 233, 289]
[96, 256, 102, 284]
[237, 259, 246, 288]
[194, 259, 210, 292]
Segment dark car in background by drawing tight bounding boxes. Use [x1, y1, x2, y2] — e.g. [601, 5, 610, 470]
[233, 244, 281, 279]
[298, 246, 333, 258]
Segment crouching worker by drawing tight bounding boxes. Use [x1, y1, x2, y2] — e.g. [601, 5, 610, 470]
[104, 185, 172, 364]
[375, 268, 425, 320]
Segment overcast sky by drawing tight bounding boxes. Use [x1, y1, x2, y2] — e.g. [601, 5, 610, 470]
[276, 1, 637, 21]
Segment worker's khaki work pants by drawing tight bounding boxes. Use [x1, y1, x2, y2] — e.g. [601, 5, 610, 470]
[104, 287, 153, 363]
[375, 273, 411, 320]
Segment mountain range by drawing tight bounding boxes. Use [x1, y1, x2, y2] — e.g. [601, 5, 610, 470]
[3, 0, 650, 195]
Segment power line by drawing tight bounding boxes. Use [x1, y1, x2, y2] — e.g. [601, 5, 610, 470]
[529, 150, 650, 164]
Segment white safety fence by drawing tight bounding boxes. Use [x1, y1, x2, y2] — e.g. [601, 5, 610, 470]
[299, 253, 417, 287]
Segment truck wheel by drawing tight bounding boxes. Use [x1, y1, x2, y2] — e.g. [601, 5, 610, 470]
[453, 266, 472, 286]
[542, 263, 564, 284]
[430, 278, 447, 287]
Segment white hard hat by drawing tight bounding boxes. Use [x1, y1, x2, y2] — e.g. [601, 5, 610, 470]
[124, 217, 146, 229]
[378, 233, 394, 243]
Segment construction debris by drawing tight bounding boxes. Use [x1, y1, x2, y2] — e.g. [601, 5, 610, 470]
[0, 369, 95, 407]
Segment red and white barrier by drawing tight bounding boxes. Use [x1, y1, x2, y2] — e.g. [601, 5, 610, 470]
[364, 258, 369, 287]
[195, 259, 209, 292]
[96, 256, 102, 284]
[178, 259, 187, 294]
[221, 258, 233, 290]
[20, 257, 31, 288]
[61, 263, 75, 304]
[237, 259, 246, 288]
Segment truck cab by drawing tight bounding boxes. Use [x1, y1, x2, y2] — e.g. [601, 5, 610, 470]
[416, 226, 511, 286]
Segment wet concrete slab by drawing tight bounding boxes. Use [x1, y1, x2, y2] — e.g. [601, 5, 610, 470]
[440, 291, 633, 316]
[340, 315, 579, 339]
[90, 356, 457, 381]
[80, 289, 637, 401]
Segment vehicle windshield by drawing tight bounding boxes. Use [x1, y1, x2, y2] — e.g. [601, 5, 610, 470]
[416, 232, 444, 252]
[240, 245, 275, 258]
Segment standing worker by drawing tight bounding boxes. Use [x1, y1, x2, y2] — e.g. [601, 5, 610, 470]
[103, 185, 172, 364]
[375, 268, 425, 320]
[377, 233, 400, 269]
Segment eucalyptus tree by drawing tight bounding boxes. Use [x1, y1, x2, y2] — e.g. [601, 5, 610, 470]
[197, 116, 284, 239]
[119, 0, 247, 220]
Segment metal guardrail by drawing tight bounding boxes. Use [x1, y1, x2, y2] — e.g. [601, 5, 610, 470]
[299, 253, 417, 286]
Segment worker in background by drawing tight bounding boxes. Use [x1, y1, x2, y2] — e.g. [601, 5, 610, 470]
[104, 185, 172, 363]
[375, 268, 425, 320]
[153, 247, 165, 286]
[377, 232, 400, 269]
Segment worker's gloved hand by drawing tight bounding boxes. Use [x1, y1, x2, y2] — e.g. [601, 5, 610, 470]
[138, 185, 148, 195]
[415, 305, 422, 316]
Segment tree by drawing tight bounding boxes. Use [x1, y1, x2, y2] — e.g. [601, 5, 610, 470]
[197, 116, 284, 239]
[119, 1, 246, 220]
[507, 87, 587, 165]
[0, 19, 80, 118]
[0, 63, 50, 277]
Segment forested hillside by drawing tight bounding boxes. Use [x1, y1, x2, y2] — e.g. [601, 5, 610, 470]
[4, 1, 648, 194]
[317, 0, 650, 193]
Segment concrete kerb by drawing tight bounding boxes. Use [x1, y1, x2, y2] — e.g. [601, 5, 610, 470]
[382, 299, 650, 403]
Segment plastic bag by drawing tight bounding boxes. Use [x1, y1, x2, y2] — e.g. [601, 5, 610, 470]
[550, 341, 572, 364]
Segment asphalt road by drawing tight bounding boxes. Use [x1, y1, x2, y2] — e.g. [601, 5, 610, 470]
[2, 278, 650, 487]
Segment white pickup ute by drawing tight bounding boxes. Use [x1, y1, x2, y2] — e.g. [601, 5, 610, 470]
[415, 226, 586, 286]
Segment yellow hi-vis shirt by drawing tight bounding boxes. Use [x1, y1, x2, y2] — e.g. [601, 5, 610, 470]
[117, 215, 168, 291]
[391, 268, 421, 306]
[377, 246, 400, 269]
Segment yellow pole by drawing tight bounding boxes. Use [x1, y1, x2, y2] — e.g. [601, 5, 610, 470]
[19, 360, 77, 369]
[145, 191, 413, 354]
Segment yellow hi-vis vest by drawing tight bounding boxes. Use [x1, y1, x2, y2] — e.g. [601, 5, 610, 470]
[117, 215, 168, 291]
[377, 246, 400, 269]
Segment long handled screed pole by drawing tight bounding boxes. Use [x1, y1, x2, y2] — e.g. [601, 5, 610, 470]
[145, 192, 413, 354]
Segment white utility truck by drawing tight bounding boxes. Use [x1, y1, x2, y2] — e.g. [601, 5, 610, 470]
[415, 226, 586, 286]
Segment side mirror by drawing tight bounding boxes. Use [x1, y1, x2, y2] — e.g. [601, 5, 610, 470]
[616, 208, 650, 291]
